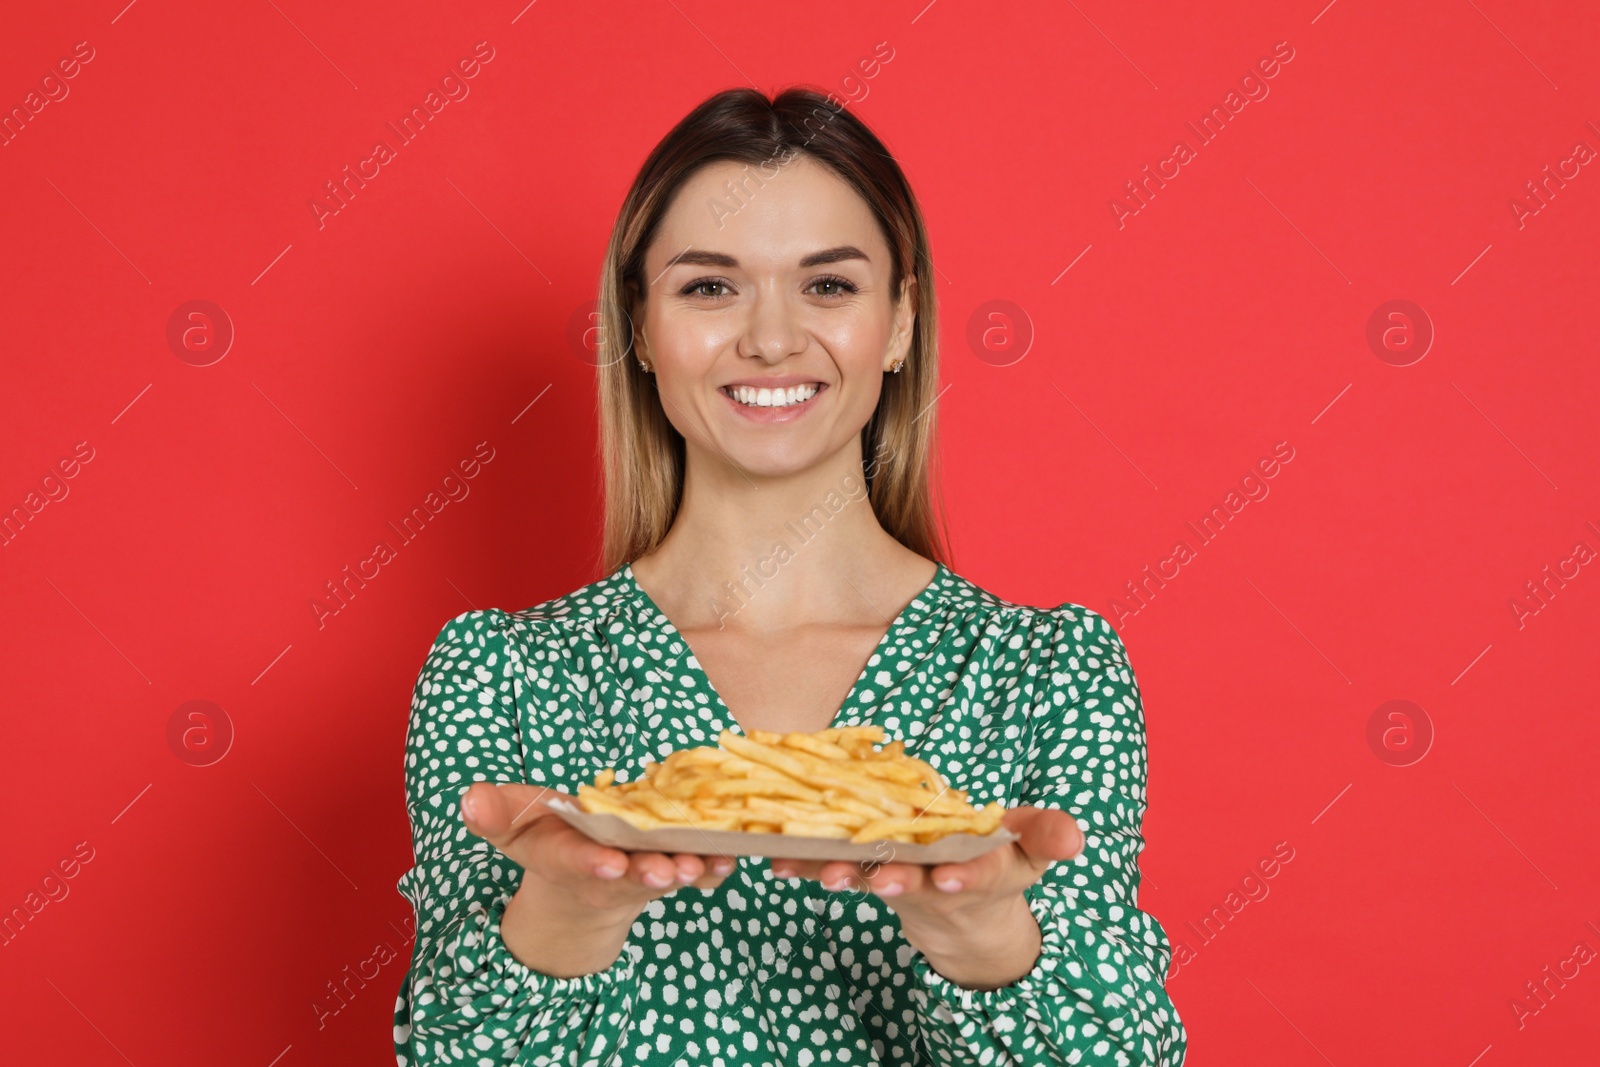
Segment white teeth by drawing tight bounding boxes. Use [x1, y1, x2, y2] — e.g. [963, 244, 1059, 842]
[726, 383, 820, 408]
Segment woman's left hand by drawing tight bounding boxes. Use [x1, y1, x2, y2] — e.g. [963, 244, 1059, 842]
[766, 804, 1084, 932]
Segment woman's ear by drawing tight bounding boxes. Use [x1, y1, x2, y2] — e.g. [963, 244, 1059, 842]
[628, 298, 648, 364]
[883, 276, 917, 371]
[621, 273, 649, 365]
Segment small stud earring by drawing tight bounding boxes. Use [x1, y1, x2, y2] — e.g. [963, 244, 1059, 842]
[638, 359, 651, 373]
[889, 358, 905, 374]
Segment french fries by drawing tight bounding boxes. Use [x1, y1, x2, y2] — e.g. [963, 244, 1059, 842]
[574, 725, 1006, 844]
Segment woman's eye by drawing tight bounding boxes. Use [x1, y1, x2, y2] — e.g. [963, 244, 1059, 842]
[680, 276, 857, 300]
[810, 276, 859, 298]
[683, 279, 731, 299]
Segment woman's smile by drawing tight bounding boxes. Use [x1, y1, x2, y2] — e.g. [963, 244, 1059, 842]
[718, 380, 828, 422]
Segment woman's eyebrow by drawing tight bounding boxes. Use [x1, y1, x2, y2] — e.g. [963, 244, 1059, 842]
[664, 245, 871, 270]
[798, 245, 870, 267]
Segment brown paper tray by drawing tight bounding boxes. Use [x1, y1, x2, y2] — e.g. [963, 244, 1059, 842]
[544, 795, 1018, 864]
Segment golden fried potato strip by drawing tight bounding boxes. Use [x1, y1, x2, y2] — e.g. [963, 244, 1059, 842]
[573, 722, 1004, 844]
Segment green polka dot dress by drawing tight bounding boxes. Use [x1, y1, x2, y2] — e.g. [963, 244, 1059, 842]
[394, 560, 1187, 1066]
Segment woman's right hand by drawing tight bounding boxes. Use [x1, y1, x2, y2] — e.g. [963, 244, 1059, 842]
[460, 780, 737, 918]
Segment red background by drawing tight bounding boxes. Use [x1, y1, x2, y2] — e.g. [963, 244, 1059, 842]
[2, 1, 1596, 1064]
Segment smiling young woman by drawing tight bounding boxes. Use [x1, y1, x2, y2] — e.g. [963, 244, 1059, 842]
[393, 87, 1187, 1066]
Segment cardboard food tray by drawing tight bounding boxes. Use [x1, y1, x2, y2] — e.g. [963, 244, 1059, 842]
[545, 795, 1019, 863]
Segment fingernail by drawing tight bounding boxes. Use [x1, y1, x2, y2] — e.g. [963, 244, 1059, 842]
[934, 877, 962, 892]
[771, 865, 793, 878]
[825, 877, 851, 891]
[677, 867, 696, 884]
[460, 791, 478, 823]
[644, 870, 672, 888]
[596, 863, 625, 879]
[712, 859, 734, 876]
[876, 881, 904, 897]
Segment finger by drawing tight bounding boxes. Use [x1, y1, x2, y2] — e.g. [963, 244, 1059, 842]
[562, 826, 633, 881]
[799, 859, 922, 897]
[768, 857, 825, 881]
[689, 854, 737, 889]
[924, 856, 996, 894]
[1005, 806, 1085, 868]
[668, 853, 710, 886]
[462, 784, 633, 880]
[859, 860, 929, 897]
[918, 810, 1080, 894]
[815, 861, 863, 892]
[688, 853, 735, 880]
[521, 810, 637, 882]
[460, 782, 561, 848]
[628, 851, 689, 891]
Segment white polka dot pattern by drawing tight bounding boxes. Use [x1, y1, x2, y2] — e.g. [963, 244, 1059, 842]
[392, 562, 1188, 1065]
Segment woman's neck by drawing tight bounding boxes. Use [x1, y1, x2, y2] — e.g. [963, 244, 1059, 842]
[630, 453, 931, 636]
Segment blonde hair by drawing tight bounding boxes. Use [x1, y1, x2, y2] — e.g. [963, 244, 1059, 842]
[593, 86, 950, 576]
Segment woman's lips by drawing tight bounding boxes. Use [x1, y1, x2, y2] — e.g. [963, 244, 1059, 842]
[719, 383, 827, 423]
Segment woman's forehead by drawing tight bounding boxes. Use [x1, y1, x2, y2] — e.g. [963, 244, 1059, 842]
[651, 157, 887, 270]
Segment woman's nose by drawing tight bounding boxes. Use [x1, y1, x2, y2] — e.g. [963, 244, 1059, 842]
[739, 289, 805, 361]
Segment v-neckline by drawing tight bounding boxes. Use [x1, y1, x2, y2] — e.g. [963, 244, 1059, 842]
[620, 560, 950, 737]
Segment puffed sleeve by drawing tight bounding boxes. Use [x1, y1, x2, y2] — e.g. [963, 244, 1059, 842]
[905, 605, 1188, 1066]
[393, 610, 642, 1067]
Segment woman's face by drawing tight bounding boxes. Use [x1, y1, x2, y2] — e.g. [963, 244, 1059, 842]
[634, 155, 915, 479]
